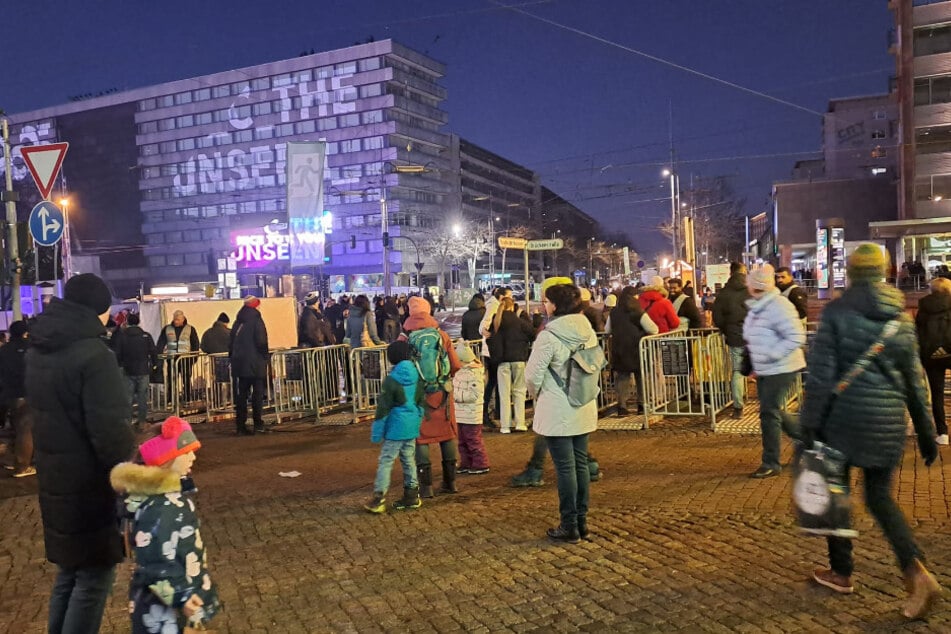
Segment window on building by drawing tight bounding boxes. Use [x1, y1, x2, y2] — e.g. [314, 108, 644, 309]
[167, 254, 184, 266]
[871, 129, 886, 140]
[339, 114, 360, 127]
[231, 81, 250, 96]
[296, 120, 316, 134]
[159, 118, 175, 132]
[213, 85, 230, 99]
[252, 102, 272, 116]
[915, 24, 951, 57]
[194, 88, 211, 101]
[364, 136, 384, 150]
[174, 92, 192, 105]
[871, 145, 887, 158]
[235, 129, 253, 143]
[178, 138, 195, 151]
[251, 78, 270, 91]
[149, 255, 167, 267]
[277, 123, 294, 137]
[362, 110, 383, 124]
[360, 84, 383, 99]
[139, 121, 158, 134]
[359, 57, 382, 72]
[255, 126, 275, 140]
[933, 76, 951, 105]
[871, 167, 888, 176]
[185, 253, 205, 265]
[197, 135, 215, 149]
[140, 98, 156, 111]
[272, 73, 293, 87]
[318, 117, 338, 131]
[177, 114, 194, 128]
[296, 70, 313, 82]
[335, 61, 357, 75]
[160, 141, 176, 153]
[159, 95, 174, 107]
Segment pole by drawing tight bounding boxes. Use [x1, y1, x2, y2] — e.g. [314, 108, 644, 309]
[2, 120, 21, 320]
[488, 214, 494, 284]
[523, 246, 530, 314]
[669, 173, 678, 271]
[62, 199, 71, 280]
[381, 190, 391, 297]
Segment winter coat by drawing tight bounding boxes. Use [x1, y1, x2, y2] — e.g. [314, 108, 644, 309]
[638, 289, 681, 333]
[400, 318, 462, 445]
[344, 308, 382, 346]
[606, 304, 657, 373]
[199, 322, 231, 354]
[297, 307, 335, 348]
[742, 289, 806, 376]
[111, 463, 220, 627]
[25, 298, 136, 568]
[324, 303, 348, 344]
[479, 296, 501, 357]
[0, 335, 29, 400]
[489, 310, 536, 363]
[526, 313, 599, 437]
[371, 360, 424, 442]
[800, 282, 935, 469]
[712, 273, 750, 347]
[670, 291, 703, 329]
[780, 283, 809, 321]
[915, 290, 951, 363]
[229, 305, 269, 379]
[453, 362, 485, 425]
[156, 322, 200, 355]
[582, 305, 606, 333]
[115, 325, 158, 376]
[461, 296, 486, 342]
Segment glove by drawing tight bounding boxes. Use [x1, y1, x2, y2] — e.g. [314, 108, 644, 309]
[918, 434, 939, 467]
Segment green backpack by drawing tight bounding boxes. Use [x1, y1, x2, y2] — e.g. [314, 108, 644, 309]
[408, 327, 452, 394]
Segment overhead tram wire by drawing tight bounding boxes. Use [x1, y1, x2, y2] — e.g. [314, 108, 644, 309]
[488, 0, 824, 118]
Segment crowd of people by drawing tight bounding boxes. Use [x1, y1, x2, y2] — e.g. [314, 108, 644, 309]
[4, 242, 951, 629]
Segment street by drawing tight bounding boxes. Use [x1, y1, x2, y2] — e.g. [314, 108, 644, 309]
[1, 415, 948, 633]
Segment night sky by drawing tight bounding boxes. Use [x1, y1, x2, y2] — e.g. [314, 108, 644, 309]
[5, 0, 893, 257]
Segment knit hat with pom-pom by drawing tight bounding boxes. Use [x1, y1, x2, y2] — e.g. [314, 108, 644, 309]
[139, 416, 201, 466]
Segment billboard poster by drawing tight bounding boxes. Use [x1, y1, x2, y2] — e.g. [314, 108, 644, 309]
[816, 228, 829, 290]
[350, 274, 384, 291]
[286, 141, 327, 267]
[831, 227, 846, 289]
[230, 223, 290, 269]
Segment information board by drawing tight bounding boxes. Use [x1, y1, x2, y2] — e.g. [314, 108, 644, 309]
[660, 340, 690, 376]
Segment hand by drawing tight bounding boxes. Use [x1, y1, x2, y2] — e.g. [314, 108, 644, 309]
[183, 594, 204, 618]
[919, 435, 939, 467]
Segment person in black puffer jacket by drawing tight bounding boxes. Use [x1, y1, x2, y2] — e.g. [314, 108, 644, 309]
[915, 277, 951, 445]
[490, 296, 536, 432]
[298, 293, 335, 348]
[461, 294, 486, 342]
[230, 295, 270, 435]
[26, 274, 135, 633]
[800, 244, 940, 617]
[606, 287, 658, 415]
[0, 320, 33, 475]
[712, 262, 750, 417]
[114, 312, 158, 429]
[200, 312, 232, 354]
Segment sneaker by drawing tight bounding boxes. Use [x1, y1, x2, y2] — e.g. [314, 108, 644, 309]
[457, 467, 470, 475]
[812, 568, 854, 594]
[467, 467, 490, 475]
[499, 428, 511, 434]
[750, 466, 780, 479]
[2, 464, 14, 471]
[12, 466, 36, 478]
[512, 427, 528, 433]
[937, 434, 949, 446]
[363, 494, 386, 514]
[616, 408, 630, 417]
[546, 525, 581, 544]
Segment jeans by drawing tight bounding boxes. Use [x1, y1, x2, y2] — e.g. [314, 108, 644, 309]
[48, 564, 116, 634]
[924, 360, 951, 436]
[373, 439, 417, 495]
[756, 372, 801, 471]
[482, 356, 500, 422]
[235, 376, 266, 430]
[545, 434, 590, 530]
[827, 466, 922, 577]
[10, 398, 33, 470]
[498, 361, 527, 430]
[729, 346, 746, 410]
[127, 374, 149, 425]
[457, 424, 489, 470]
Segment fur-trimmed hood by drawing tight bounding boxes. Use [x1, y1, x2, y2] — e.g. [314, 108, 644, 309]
[111, 462, 182, 496]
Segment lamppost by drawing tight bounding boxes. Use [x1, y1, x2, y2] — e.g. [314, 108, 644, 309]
[662, 168, 680, 271]
[59, 197, 73, 280]
[587, 237, 596, 285]
[384, 160, 438, 297]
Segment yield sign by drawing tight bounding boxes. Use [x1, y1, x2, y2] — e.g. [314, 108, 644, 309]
[20, 142, 69, 201]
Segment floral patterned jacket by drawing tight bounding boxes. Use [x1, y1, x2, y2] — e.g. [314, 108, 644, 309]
[112, 462, 219, 627]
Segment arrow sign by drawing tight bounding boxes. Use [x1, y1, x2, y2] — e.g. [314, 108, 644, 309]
[20, 142, 69, 201]
[498, 236, 527, 249]
[29, 201, 65, 246]
[526, 238, 564, 251]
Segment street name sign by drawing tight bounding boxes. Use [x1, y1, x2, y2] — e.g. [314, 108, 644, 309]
[526, 238, 564, 251]
[20, 142, 69, 201]
[29, 201, 65, 246]
[498, 236, 527, 249]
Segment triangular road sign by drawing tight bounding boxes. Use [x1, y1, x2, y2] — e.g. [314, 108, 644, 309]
[20, 142, 69, 201]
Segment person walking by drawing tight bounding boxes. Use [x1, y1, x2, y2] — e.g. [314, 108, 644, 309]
[230, 295, 270, 435]
[114, 313, 158, 430]
[606, 287, 658, 416]
[0, 320, 34, 477]
[26, 273, 136, 633]
[199, 312, 232, 354]
[712, 262, 751, 418]
[800, 244, 940, 618]
[298, 292, 335, 348]
[525, 282, 599, 543]
[491, 296, 537, 433]
[742, 264, 806, 478]
[915, 277, 951, 446]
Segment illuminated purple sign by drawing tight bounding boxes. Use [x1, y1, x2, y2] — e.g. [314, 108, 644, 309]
[231, 225, 291, 269]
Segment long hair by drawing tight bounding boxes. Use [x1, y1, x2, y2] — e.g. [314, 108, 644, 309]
[493, 296, 515, 332]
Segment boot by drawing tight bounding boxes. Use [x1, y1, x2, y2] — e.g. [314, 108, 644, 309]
[588, 459, 602, 483]
[363, 493, 386, 514]
[418, 464, 434, 498]
[902, 559, 942, 619]
[439, 460, 458, 494]
[511, 466, 544, 487]
[393, 487, 421, 511]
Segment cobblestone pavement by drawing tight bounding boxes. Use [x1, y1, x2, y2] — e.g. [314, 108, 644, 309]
[1, 415, 950, 633]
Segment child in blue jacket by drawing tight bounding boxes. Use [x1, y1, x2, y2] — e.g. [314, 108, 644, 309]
[364, 341, 425, 513]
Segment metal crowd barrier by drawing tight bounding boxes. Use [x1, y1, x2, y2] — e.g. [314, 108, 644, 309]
[349, 345, 390, 420]
[595, 333, 618, 413]
[271, 345, 351, 424]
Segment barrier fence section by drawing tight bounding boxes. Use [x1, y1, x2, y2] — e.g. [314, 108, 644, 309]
[350, 345, 390, 420]
[637, 328, 733, 430]
[596, 333, 618, 413]
[271, 345, 352, 424]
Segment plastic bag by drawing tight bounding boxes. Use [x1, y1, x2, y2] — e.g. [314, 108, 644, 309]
[791, 441, 858, 539]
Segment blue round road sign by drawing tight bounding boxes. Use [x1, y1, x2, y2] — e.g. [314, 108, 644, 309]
[29, 201, 65, 247]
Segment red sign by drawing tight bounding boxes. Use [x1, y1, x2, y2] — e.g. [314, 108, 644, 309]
[20, 142, 69, 200]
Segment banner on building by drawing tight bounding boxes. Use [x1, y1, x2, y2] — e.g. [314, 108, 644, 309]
[286, 141, 327, 267]
[622, 246, 631, 276]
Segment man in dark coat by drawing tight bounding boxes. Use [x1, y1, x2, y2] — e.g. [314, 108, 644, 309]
[25, 273, 135, 633]
[230, 295, 270, 435]
[668, 278, 703, 329]
[114, 312, 157, 429]
[325, 296, 349, 345]
[460, 294, 486, 342]
[298, 292, 335, 347]
[200, 312, 232, 354]
[0, 320, 33, 476]
[712, 262, 751, 418]
[775, 266, 808, 322]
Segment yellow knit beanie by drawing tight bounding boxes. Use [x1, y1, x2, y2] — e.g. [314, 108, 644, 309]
[539, 276, 573, 299]
[847, 243, 886, 282]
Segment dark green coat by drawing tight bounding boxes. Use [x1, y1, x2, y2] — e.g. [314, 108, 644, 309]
[800, 282, 934, 468]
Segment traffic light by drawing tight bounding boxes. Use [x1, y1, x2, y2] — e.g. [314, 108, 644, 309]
[382, 231, 389, 247]
[350, 235, 356, 249]
[323, 240, 332, 264]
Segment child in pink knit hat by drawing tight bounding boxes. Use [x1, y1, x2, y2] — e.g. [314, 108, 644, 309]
[112, 416, 219, 632]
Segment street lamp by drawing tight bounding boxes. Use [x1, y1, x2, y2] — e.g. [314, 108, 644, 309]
[59, 197, 72, 279]
[662, 168, 680, 271]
